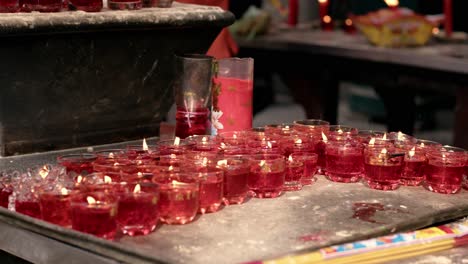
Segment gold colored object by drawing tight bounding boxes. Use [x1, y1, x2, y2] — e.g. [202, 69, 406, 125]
[353, 9, 436, 47]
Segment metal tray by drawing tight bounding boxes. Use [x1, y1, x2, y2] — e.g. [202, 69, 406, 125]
[1, 139, 467, 264]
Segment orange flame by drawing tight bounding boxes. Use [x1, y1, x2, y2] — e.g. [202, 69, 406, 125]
[76, 175, 83, 183]
[384, 0, 398, 7]
[409, 147, 416, 158]
[267, 141, 273, 149]
[295, 138, 302, 144]
[318, 0, 328, 3]
[108, 152, 114, 159]
[369, 138, 376, 146]
[323, 15, 332, 23]
[104, 175, 112, 183]
[321, 132, 328, 142]
[143, 138, 149, 151]
[133, 184, 141, 193]
[87, 196, 96, 205]
[174, 137, 180, 146]
[202, 157, 208, 166]
[60, 188, 69, 195]
[168, 165, 174, 171]
[288, 155, 293, 162]
[217, 159, 228, 166]
[383, 133, 387, 140]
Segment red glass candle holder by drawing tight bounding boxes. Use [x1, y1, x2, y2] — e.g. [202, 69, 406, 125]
[218, 131, 247, 146]
[180, 167, 224, 214]
[220, 144, 250, 157]
[264, 123, 295, 137]
[157, 154, 185, 167]
[415, 139, 442, 151]
[321, 15, 334, 31]
[185, 135, 221, 153]
[364, 146, 403, 191]
[116, 182, 159, 236]
[328, 125, 358, 141]
[343, 18, 356, 34]
[325, 140, 364, 183]
[94, 149, 126, 160]
[15, 200, 42, 219]
[0, 173, 13, 208]
[157, 138, 193, 155]
[424, 146, 466, 194]
[280, 135, 315, 158]
[39, 187, 76, 227]
[293, 119, 330, 137]
[291, 153, 318, 185]
[247, 138, 282, 155]
[20, 0, 61, 12]
[92, 158, 133, 175]
[216, 158, 250, 205]
[284, 155, 304, 191]
[57, 153, 97, 176]
[400, 146, 427, 186]
[355, 130, 386, 145]
[108, 0, 141, 10]
[0, 0, 19, 12]
[125, 140, 158, 160]
[68, 0, 102, 11]
[158, 180, 199, 225]
[248, 154, 285, 198]
[388, 131, 417, 148]
[71, 192, 118, 239]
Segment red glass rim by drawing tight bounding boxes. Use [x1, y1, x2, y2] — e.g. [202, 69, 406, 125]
[328, 125, 358, 134]
[94, 149, 125, 158]
[70, 191, 118, 204]
[293, 119, 330, 127]
[249, 153, 284, 161]
[57, 153, 97, 162]
[415, 139, 443, 148]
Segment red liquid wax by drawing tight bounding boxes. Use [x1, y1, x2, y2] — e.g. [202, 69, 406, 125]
[352, 202, 385, 224]
[302, 159, 318, 185]
[71, 204, 117, 239]
[284, 163, 303, 191]
[401, 160, 426, 186]
[158, 187, 199, 225]
[0, 188, 12, 208]
[248, 171, 284, 198]
[364, 163, 402, 190]
[15, 200, 42, 219]
[199, 178, 223, 214]
[325, 153, 363, 183]
[59, 161, 95, 175]
[108, 0, 141, 10]
[425, 164, 464, 194]
[223, 170, 249, 205]
[117, 194, 159, 236]
[0, 0, 19, 12]
[39, 194, 71, 227]
[68, 0, 102, 11]
[20, 0, 61, 12]
[315, 140, 327, 174]
[213, 77, 253, 133]
[175, 107, 210, 139]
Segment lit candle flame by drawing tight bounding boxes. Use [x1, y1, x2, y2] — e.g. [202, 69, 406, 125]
[345, 18, 353, 26]
[295, 138, 302, 144]
[108, 152, 114, 159]
[217, 159, 228, 166]
[369, 138, 376, 146]
[409, 147, 416, 158]
[133, 184, 141, 193]
[87, 196, 96, 205]
[168, 165, 174, 171]
[384, 0, 399, 7]
[220, 142, 226, 149]
[170, 154, 177, 159]
[39, 165, 50, 179]
[113, 162, 120, 166]
[174, 137, 180, 146]
[337, 128, 343, 134]
[288, 155, 293, 162]
[432, 28, 440, 35]
[202, 137, 207, 143]
[260, 160, 266, 166]
[138, 172, 143, 177]
[233, 134, 237, 139]
[318, 0, 328, 3]
[285, 125, 290, 129]
[321, 132, 328, 142]
[381, 148, 388, 154]
[383, 133, 387, 140]
[397, 131, 404, 141]
[76, 175, 83, 183]
[143, 138, 149, 151]
[267, 141, 273, 149]
[420, 142, 425, 148]
[323, 15, 331, 23]
[202, 157, 208, 166]
[104, 175, 112, 183]
[60, 187, 69, 195]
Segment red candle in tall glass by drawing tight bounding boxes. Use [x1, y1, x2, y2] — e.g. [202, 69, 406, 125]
[39, 188, 75, 227]
[325, 140, 364, 183]
[248, 154, 285, 198]
[57, 153, 97, 176]
[424, 146, 466, 194]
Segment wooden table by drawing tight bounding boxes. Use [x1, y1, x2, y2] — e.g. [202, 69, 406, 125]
[237, 29, 468, 148]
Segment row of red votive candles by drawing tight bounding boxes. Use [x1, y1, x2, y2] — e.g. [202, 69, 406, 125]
[0, 0, 172, 13]
[0, 119, 467, 240]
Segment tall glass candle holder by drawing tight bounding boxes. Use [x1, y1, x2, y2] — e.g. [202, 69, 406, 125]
[71, 192, 118, 240]
[424, 146, 466, 194]
[39, 186, 76, 227]
[211, 57, 254, 134]
[248, 154, 285, 198]
[116, 182, 160, 236]
[174, 54, 214, 139]
[284, 155, 304, 191]
[158, 180, 199, 225]
[364, 146, 403, 191]
[325, 140, 364, 183]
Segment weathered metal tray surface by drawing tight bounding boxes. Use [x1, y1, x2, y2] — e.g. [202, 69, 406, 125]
[0, 139, 468, 264]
